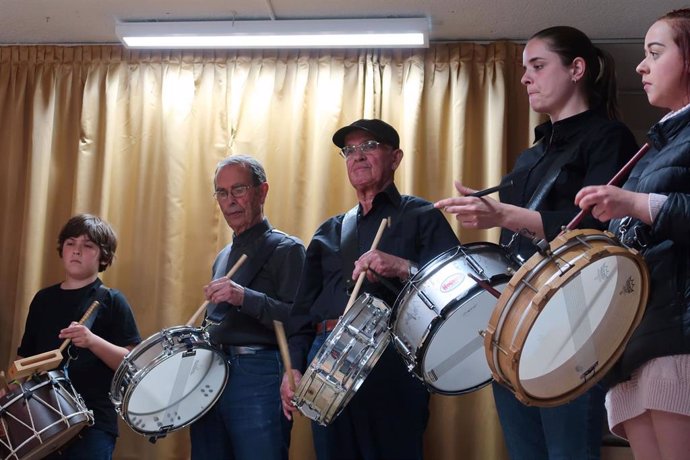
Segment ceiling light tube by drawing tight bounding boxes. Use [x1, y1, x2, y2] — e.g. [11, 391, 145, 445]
[116, 18, 429, 49]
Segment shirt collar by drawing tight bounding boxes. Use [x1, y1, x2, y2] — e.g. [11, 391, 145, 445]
[233, 218, 271, 247]
[359, 183, 402, 215]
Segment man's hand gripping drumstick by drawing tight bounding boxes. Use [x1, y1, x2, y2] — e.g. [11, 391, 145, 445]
[186, 254, 248, 327]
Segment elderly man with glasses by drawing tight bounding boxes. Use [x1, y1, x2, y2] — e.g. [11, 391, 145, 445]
[280, 119, 459, 460]
[190, 155, 306, 460]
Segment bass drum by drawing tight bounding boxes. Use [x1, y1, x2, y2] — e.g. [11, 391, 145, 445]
[0, 370, 93, 460]
[392, 243, 518, 394]
[484, 229, 649, 406]
[293, 294, 391, 426]
[110, 326, 228, 438]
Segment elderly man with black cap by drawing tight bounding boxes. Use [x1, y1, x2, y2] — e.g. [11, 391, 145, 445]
[280, 119, 459, 460]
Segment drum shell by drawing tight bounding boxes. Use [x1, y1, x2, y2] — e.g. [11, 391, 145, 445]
[392, 243, 518, 394]
[110, 326, 229, 437]
[484, 229, 649, 406]
[0, 370, 93, 460]
[293, 294, 391, 425]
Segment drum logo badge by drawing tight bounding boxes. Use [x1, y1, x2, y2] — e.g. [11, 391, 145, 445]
[620, 276, 636, 295]
[440, 273, 465, 293]
[594, 263, 611, 283]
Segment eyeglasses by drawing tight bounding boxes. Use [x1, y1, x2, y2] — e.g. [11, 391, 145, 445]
[339, 140, 385, 159]
[213, 184, 255, 201]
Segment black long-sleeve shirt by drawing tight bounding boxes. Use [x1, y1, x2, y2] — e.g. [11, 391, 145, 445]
[287, 184, 459, 371]
[206, 218, 306, 346]
[499, 108, 638, 260]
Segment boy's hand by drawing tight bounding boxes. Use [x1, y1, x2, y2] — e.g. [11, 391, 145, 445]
[59, 322, 96, 349]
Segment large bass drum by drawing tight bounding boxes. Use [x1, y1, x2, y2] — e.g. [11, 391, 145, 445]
[0, 370, 93, 460]
[110, 326, 228, 439]
[484, 229, 649, 406]
[392, 243, 518, 394]
[292, 294, 391, 426]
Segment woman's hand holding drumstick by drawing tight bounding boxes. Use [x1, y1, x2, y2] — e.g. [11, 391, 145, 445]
[185, 254, 248, 327]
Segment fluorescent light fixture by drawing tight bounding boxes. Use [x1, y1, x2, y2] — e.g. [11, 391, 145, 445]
[116, 18, 429, 49]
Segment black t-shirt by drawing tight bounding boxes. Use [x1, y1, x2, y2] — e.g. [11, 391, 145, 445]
[17, 278, 141, 435]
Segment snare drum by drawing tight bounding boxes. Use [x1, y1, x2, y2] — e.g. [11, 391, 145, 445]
[0, 370, 93, 460]
[110, 326, 229, 438]
[293, 294, 391, 426]
[484, 229, 649, 406]
[392, 243, 519, 394]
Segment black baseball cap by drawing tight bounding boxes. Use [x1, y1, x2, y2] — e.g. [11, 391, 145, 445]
[332, 119, 400, 149]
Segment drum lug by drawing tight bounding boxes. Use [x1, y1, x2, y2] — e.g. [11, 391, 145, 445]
[392, 335, 414, 363]
[579, 361, 599, 382]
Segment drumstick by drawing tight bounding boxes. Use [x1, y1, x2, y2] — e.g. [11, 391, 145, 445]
[565, 143, 651, 231]
[343, 217, 390, 316]
[59, 300, 101, 353]
[467, 273, 501, 299]
[8, 300, 101, 380]
[0, 370, 9, 393]
[273, 320, 296, 391]
[468, 180, 514, 198]
[185, 254, 248, 326]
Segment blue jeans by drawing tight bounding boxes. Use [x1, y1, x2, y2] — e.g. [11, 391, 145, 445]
[308, 332, 428, 460]
[44, 427, 116, 460]
[493, 381, 605, 460]
[190, 349, 290, 460]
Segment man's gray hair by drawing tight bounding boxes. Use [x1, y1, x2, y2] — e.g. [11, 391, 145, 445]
[214, 155, 267, 186]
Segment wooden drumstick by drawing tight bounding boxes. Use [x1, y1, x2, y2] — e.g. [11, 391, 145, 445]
[343, 217, 390, 316]
[0, 370, 9, 393]
[185, 254, 248, 327]
[8, 300, 100, 380]
[59, 300, 100, 353]
[565, 143, 651, 232]
[273, 320, 296, 391]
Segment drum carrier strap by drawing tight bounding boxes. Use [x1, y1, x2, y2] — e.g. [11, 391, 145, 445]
[63, 285, 110, 375]
[503, 143, 576, 255]
[206, 230, 286, 325]
[341, 206, 359, 294]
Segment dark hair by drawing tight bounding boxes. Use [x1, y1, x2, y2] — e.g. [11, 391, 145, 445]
[530, 26, 620, 120]
[659, 9, 690, 96]
[214, 155, 267, 187]
[57, 214, 118, 272]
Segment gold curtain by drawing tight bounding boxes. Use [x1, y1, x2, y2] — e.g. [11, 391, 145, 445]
[0, 43, 537, 460]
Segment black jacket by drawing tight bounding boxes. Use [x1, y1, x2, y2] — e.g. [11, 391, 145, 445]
[608, 107, 690, 385]
[499, 108, 638, 261]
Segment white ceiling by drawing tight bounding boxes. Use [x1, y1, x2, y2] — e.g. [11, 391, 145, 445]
[1, 0, 688, 44]
[0, 0, 688, 93]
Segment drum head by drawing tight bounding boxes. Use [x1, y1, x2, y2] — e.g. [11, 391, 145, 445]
[519, 251, 646, 400]
[123, 347, 228, 434]
[420, 283, 506, 394]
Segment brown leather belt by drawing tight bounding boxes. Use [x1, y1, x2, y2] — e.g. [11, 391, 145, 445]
[315, 319, 339, 334]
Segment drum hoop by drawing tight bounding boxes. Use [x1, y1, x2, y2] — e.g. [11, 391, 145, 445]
[0, 371, 93, 458]
[392, 242, 506, 320]
[119, 344, 228, 420]
[488, 229, 650, 405]
[490, 231, 620, 367]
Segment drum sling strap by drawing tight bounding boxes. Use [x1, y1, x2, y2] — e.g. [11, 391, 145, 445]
[206, 230, 285, 324]
[341, 201, 430, 297]
[63, 285, 110, 374]
[341, 206, 359, 294]
[504, 140, 576, 256]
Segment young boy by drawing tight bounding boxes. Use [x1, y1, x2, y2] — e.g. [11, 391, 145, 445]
[15, 213, 141, 459]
